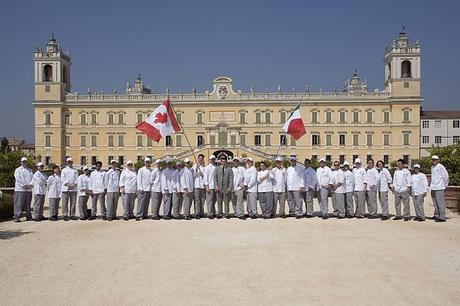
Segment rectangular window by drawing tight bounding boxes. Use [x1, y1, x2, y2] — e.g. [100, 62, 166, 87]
[312, 155, 318, 162]
[91, 135, 97, 147]
[91, 113, 97, 125]
[45, 85, 50, 92]
[290, 136, 296, 146]
[118, 156, 124, 166]
[45, 113, 51, 125]
[165, 135, 172, 147]
[91, 156, 97, 166]
[147, 137, 152, 147]
[383, 134, 390, 146]
[280, 112, 286, 123]
[326, 112, 332, 123]
[64, 114, 70, 124]
[326, 155, 332, 163]
[383, 155, 389, 165]
[118, 134, 124, 147]
[422, 120, 429, 128]
[210, 135, 216, 146]
[353, 111, 359, 123]
[137, 113, 143, 124]
[254, 135, 262, 146]
[422, 136, 429, 144]
[176, 113, 182, 124]
[383, 111, 390, 123]
[403, 133, 410, 146]
[366, 111, 373, 123]
[197, 112, 203, 124]
[404, 82, 409, 88]
[240, 134, 246, 146]
[176, 135, 182, 147]
[326, 134, 332, 146]
[366, 134, 373, 146]
[230, 135, 236, 145]
[312, 134, 320, 146]
[352, 155, 358, 163]
[312, 112, 318, 123]
[80, 156, 86, 166]
[255, 112, 261, 124]
[453, 136, 460, 144]
[197, 135, 204, 147]
[108, 156, 114, 166]
[453, 120, 460, 128]
[403, 111, 410, 122]
[435, 136, 442, 144]
[265, 134, 271, 146]
[403, 155, 410, 164]
[353, 134, 359, 146]
[45, 135, 51, 147]
[80, 135, 86, 147]
[239, 112, 246, 124]
[339, 111, 346, 123]
[339, 155, 345, 165]
[339, 134, 346, 146]
[108, 135, 114, 147]
[64, 135, 70, 147]
[118, 113, 124, 125]
[435, 120, 441, 128]
[280, 134, 287, 146]
[136, 134, 143, 147]
[137, 155, 142, 162]
[265, 112, 271, 124]
[108, 113, 114, 125]
[367, 155, 372, 162]
[80, 114, 86, 125]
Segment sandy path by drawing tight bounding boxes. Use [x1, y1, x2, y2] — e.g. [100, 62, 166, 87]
[1, 197, 459, 305]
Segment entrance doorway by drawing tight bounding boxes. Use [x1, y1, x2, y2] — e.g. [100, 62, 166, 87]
[213, 150, 234, 161]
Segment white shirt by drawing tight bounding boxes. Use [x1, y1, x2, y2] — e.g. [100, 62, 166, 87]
[172, 169, 181, 193]
[193, 164, 206, 188]
[316, 166, 332, 189]
[412, 172, 429, 196]
[31, 171, 47, 195]
[203, 163, 216, 189]
[286, 165, 305, 191]
[377, 168, 392, 192]
[331, 169, 346, 194]
[89, 170, 106, 194]
[61, 166, 78, 192]
[137, 166, 152, 192]
[150, 168, 162, 193]
[365, 167, 379, 191]
[393, 168, 412, 193]
[244, 166, 258, 192]
[257, 169, 273, 192]
[14, 166, 33, 192]
[119, 168, 138, 194]
[430, 163, 449, 190]
[105, 169, 120, 193]
[76, 174, 90, 197]
[344, 170, 354, 193]
[47, 174, 62, 198]
[271, 167, 287, 193]
[181, 167, 194, 193]
[161, 168, 175, 193]
[304, 167, 318, 191]
[352, 167, 367, 192]
[233, 166, 245, 192]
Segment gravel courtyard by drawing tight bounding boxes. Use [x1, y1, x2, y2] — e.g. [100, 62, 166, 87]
[1, 196, 459, 305]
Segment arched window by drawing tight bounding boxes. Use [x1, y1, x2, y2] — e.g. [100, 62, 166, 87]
[44, 64, 53, 82]
[401, 60, 412, 78]
[62, 66, 68, 83]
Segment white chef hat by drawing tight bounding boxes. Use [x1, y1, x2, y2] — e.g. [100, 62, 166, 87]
[21, 157, 28, 162]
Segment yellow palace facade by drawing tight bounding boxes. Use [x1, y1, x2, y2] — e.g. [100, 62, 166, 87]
[33, 31, 422, 167]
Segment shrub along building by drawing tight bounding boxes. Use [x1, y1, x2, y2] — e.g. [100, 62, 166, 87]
[33, 31, 422, 168]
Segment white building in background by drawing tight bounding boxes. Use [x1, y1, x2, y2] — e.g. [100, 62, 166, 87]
[420, 110, 460, 157]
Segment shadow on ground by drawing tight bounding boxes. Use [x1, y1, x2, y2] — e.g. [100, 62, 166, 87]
[0, 230, 34, 240]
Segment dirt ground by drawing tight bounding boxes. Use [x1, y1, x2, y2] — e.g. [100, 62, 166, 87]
[1, 196, 459, 306]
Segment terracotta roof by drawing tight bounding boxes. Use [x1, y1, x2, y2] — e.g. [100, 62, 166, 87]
[421, 111, 460, 119]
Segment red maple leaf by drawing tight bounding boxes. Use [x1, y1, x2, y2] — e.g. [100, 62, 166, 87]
[154, 112, 168, 124]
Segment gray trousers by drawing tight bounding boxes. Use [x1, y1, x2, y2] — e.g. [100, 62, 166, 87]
[106, 192, 119, 219]
[345, 192, 354, 217]
[258, 192, 274, 217]
[194, 188, 206, 217]
[287, 190, 303, 216]
[332, 193, 345, 217]
[395, 191, 410, 217]
[431, 190, 447, 221]
[247, 192, 258, 216]
[150, 192, 162, 218]
[32, 194, 45, 219]
[182, 192, 194, 217]
[232, 189, 244, 217]
[413, 195, 426, 220]
[162, 193, 172, 217]
[13, 191, 32, 219]
[354, 191, 366, 217]
[273, 192, 287, 216]
[136, 191, 151, 218]
[366, 190, 378, 215]
[49, 198, 60, 217]
[304, 189, 315, 216]
[91, 193, 106, 217]
[78, 195, 89, 218]
[317, 188, 329, 217]
[172, 192, 183, 218]
[61, 191, 77, 217]
[217, 191, 232, 216]
[122, 193, 136, 218]
[206, 189, 217, 216]
[379, 191, 389, 217]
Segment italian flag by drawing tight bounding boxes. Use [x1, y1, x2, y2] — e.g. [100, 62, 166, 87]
[136, 99, 182, 142]
[282, 102, 306, 140]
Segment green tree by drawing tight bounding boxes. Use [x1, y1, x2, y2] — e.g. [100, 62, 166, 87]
[0, 151, 32, 187]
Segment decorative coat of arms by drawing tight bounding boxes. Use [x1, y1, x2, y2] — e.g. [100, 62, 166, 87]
[218, 85, 228, 99]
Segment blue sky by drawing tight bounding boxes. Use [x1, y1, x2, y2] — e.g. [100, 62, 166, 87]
[1, 0, 459, 142]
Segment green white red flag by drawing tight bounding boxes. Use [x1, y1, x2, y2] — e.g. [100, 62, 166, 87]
[282, 102, 306, 140]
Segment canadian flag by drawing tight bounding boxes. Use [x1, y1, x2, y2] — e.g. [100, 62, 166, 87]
[136, 99, 182, 142]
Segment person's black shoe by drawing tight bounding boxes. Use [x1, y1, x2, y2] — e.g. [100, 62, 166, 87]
[216, 215, 223, 219]
[195, 215, 201, 220]
[295, 215, 303, 219]
[26, 217, 33, 221]
[107, 218, 113, 221]
[33, 218, 41, 222]
[80, 217, 88, 221]
[304, 214, 314, 218]
[102, 216, 107, 221]
[208, 215, 215, 219]
[337, 216, 345, 219]
[50, 216, 58, 221]
[381, 216, 390, 220]
[163, 216, 171, 220]
[40, 216, 48, 221]
[250, 215, 257, 219]
[225, 215, 231, 219]
[152, 216, 160, 220]
[280, 214, 287, 219]
[322, 215, 328, 220]
[70, 216, 79, 221]
[393, 216, 403, 220]
[435, 218, 446, 222]
[404, 217, 410, 222]
[13, 218, 21, 223]
[238, 216, 246, 220]
[123, 217, 129, 221]
[135, 217, 141, 221]
[356, 215, 364, 219]
[414, 217, 425, 222]
[63, 216, 70, 221]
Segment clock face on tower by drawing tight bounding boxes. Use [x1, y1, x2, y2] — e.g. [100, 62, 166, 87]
[218, 85, 228, 99]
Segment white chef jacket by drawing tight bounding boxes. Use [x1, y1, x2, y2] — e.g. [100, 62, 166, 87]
[286, 165, 305, 191]
[412, 172, 429, 196]
[105, 169, 120, 193]
[365, 167, 379, 191]
[233, 166, 245, 192]
[181, 167, 194, 193]
[89, 170, 106, 194]
[149, 168, 162, 193]
[393, 168, 412, 193]
[271, 167, 287, 193]
[353, 167, 367, 192]
[137, 166, 152, 192]
[244, 166, 258, 192]
[304, 167, 318, 191]
[377, 168, 392, 192]
[161, 168, 175, 193]
[316, 166, 332, 189]
[331, 169, 346, 194]
[430, 163, 449, 190]
[76, 174, 90, 197]
[344, 170, 355, 193]
[47, 174, 62, 198]
[31, 171, 47, 195]
[203, 163, 216, 190]
[61, 166, 78, 192]
[193, 164, 206, 189]
[119, 168, 137, 194]
[14, 166, 33, 192]
[172, 169, 181, 193]
[257, 170, 273, 192]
